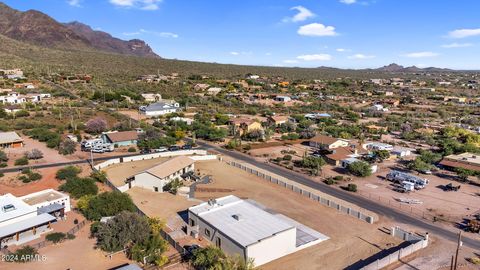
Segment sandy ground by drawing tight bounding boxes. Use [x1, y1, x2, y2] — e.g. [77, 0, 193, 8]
[0, 164, 91, 196]
[4, 136, 71, 166]
[0, 219, 132, 270]
[126, 187, 198, 219]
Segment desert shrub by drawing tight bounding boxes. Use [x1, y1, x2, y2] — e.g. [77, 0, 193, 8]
[6, 246, 38, 263]
[56, 166, 81, 180]
[59, 177, 98, 199]
[14, 157, 29, 166]
[127, 147, 136, 152]
[282, 154, 292, 161]
[46, 232, 66, 244]
[347, 183, 357, 192]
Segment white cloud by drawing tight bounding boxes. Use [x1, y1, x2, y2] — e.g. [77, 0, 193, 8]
[336, 48, 351, 52]
[348, 54, 375, 59]
[157, 32, 179, 38]
[122, 31, 141, 36]
[283, 6, 315, 23]
[230, 51, 252, 56]
[297, 54, 332, 61]
[441, 42, 473, 48]
[340, 0, 357, 4]
[283, 60, 299, 64]
[298, 23, 337, 37]
[447, 28, 480, 39]
[109, 0, 162, 10]
[123, 29, 178, 38]
[230, 52, 240, 56]
[67, 0, 81, 7]
[403, 51, 439, 58]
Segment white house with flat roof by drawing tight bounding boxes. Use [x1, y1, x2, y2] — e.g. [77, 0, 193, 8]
[0, 190, 70, 246]
[187, 195, 328, 267]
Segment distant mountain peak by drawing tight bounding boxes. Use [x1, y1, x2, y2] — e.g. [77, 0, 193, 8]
[0, 2, 159, 58]
[375, 63, 450, 72]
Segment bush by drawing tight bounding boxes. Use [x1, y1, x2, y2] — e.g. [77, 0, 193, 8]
[6, 246, 38, 263]
[59, 177, 98, 199]
[347, 183, 357, 192]
[56, 166, 82, 180]
[127, 147, 136, 152]
[324, 178, 336, 185]
[90, 171, 107, 183]
[25, 149, 43, 160]
[14, 157, 29, 166]
[282, 154, 292, 161]
[46, 232, 67, 243]
[0, 150, 8, 162]
[0, 162, 7, 168]
[66, 233, 76, 240]
[333, 175, 344, 181]
[59, 140, 77, 155]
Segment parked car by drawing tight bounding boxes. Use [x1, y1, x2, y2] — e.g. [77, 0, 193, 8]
[168, 145, 180, 151]
[152, 147, 168, 153]
[140, 149, 151, 154]
[92, 146, 105, 153]
[182, 144, 192, 150]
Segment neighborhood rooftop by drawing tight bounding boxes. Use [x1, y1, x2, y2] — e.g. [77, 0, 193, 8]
[189, 195, 295, 247]
[103, 131, 139, 143]
[0, 131, 22, 144]
[145, 156, 195, 179]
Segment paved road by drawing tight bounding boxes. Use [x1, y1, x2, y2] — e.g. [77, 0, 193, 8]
[196, 140, 480, 250]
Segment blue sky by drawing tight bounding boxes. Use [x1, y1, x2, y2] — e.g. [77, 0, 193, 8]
[3, 0, 480, 69]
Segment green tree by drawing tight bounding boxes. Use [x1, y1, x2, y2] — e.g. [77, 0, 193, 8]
[373, 150, 390, 162]
[94, 211, 150, 252]
[56, 166, 82, 180]
[83, 192, 136, 221]
[59, 177, 99, 199]
[347, 161, 372, 177]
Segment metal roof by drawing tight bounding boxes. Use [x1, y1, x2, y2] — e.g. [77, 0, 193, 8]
[0, 131, 22, 144]
[143, 156, 194, 179]
[189, 195, 294, 247]
[0, 213, 56, 238]
[37, 203, 64, 215]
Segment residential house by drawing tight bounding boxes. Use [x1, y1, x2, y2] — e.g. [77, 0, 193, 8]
[309, 135, 349, 150]
[193, 84, 210, 91]
[0, 189, 70, 246]
[391, 147, 413, 158]
[127, 156, 195, 192]
[0, 132, 23, 148]
[101, 131, 139, 147]
[341, 157, 378, 173]
[186, 195, 327, 267]
[439, 152, 480, 172]
[207, 87, 223, 96]
[141, 93, 162, 102]
[325, 145, 367, 166]
[267, 115, 289, 126]
[363, 142, 394, 152]
[139, 101, 180, 117]
[229, 118, 263, 136]
[274, 96, 292, 102]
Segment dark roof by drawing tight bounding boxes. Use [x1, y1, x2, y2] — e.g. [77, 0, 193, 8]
[37, 203, 64, 215]
[104, 131, 138, 143]
[439, 159, 480, 172]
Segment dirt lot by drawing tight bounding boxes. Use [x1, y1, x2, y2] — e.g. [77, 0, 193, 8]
[0, 218, 132, 270]
[343, 159, 480, 225]
[0, 164, 91, 196]
[126, 187, 198, 219]
[4, 136, 71, 166]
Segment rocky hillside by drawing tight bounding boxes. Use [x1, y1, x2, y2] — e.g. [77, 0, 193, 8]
[0, 2, 159, 58]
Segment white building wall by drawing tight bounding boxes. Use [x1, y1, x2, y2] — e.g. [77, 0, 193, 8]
[133, 172, 166, 192]
[246, 227, 297, 266]
[188, 213, 246, 260]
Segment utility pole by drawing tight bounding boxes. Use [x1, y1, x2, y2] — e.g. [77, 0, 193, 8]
[453, 231, 462, 270]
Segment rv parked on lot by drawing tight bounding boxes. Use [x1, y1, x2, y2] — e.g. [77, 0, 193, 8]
[386, 170, 429, 190]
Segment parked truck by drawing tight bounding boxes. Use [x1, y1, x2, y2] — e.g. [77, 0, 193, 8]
[386, 170, 429, 190]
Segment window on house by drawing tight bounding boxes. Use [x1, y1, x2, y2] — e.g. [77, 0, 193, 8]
[216, 237, 221, 248]
[189, 219, 195, 227]
[205, 228, 211, 237]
